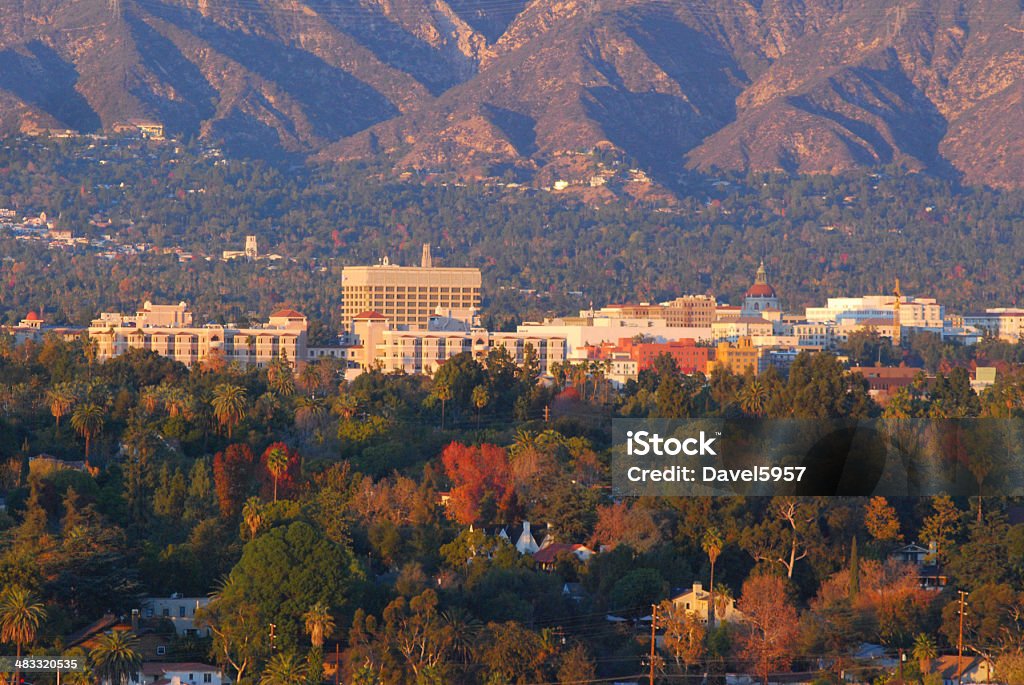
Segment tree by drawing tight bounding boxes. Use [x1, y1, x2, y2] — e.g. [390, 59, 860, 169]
[267, 357, 295, 397]
[591, 501, 663, 553]
[703, 527, 724, 626]
[659, 599, 706, 673]
[89, 630, 142, 685]
[737, 575, 799, 685]
[912, 633, 937, 675]
[379, 590, 453, 681]
[472, 385, 490, 428]
[195, 592, 266, 685]
[304, 601, 336, 649]
[920, 495, 963, 565]
[264, 444, 289, 502]
[213, 444, 257, 518]
[864, 497, 903, 546]
[46, 382, 76, 427]
[433, 380, 452, 430]
[477, 621, 548, 684]
[849, 536, 860, 600]
[213, 521, 363, 650]
[742, 498, 821, 578]
[211, 383, 247, 438]
[70, 402, 104, 459]
[242, 497, 264, 540]
[0, 586, 46, 684]
[260, 652, 309, 685]
[740, 379, 769, 416]
[557, 644, 596, 683]
[441, 443, 516, 526]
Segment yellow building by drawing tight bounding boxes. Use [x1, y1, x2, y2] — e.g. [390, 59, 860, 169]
[88, 302, 307, 368]
[709, 336, 761, 374]
[341, 245, 481, 330]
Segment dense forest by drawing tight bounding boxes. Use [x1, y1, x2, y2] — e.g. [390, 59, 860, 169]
[1, 136, 1024, 335]
[4, 332, 1024, 683]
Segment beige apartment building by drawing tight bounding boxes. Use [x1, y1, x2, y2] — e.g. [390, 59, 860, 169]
[341, 245, 481, 330]
[377, 329, 567, 376]
[89, 302, 308, 368]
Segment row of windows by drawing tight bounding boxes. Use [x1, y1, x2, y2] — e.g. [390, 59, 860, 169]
[345, 286, 480, 293]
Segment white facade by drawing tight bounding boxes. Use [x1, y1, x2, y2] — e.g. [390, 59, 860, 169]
[141, 597, 210, 637]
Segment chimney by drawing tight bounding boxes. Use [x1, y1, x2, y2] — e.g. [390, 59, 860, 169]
[693, 582, 703, 594]
[131, 608, 140, 631]
[421, 243, 432, 268]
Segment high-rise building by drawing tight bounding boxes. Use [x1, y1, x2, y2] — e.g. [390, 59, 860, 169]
[341, 245, 481, 330]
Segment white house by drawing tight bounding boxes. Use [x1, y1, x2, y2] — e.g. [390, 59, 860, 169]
[141, 596, 210, 637]
[140, 662, 224, 685]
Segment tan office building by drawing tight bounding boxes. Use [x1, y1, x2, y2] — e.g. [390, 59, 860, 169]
[341, 245, 481, 330]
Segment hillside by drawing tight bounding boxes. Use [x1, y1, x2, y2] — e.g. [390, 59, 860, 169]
[1, 0, 1022, 188]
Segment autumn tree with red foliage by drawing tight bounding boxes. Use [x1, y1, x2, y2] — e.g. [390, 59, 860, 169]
[259, 442, 301, 501]
[441, 442, 516, 526]
[213, 444, 257, 518]
[737, 575, 800, 685]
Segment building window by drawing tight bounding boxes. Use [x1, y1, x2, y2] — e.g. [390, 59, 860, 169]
[179, 606, 186, 617]
[203, 675, 212, 683]
[156, 646, 166, 656]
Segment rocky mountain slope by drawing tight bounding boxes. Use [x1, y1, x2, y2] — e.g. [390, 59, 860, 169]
[1, 0, 1022, 188]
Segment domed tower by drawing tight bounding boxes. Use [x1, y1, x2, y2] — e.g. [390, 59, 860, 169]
[742, 260, 779, 316]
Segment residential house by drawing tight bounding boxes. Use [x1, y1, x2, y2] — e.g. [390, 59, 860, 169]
[141, 596, 210, 637]
[533, 543, 595, 571]
[932, 655, 994, 685]
[670, 582, 746, 626]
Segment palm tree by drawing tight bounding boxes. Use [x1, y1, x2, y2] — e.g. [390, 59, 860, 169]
[46, 383, 76, 427]
[0, 585, 46, 685]
[442, 607, 482, 666]
[471, 385, 489, 428]
[267, 358, 295, 397]
[211, 384, 247, 438]
[295, 396, 327, 437]
[241, 497, 264, 539]
[702, 527, 724, 626]
[299, 362, 323, 396]
[913, 633, 937, 675]
[434, 380, 452, 430]
[303, 602, 336, 649]
[260, 652, 309, 685]
[332, 392, 358, 420]
[60, 648, 93, 685]
[90, 630, 142, 685]
[70, 402, 104, 460]
[740, 379, 769, 416]
[265, 446, 290, 502]
[139, 387, 161, 414]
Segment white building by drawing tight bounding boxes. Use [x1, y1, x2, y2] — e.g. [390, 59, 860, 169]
[141, 596, 210, 637]
[135, 662, 224, 685]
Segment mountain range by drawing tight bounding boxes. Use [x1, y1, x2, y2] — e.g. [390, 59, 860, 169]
[1, 0, 1022, 190]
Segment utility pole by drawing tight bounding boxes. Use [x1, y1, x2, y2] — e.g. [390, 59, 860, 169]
[334, 643, 340, 685]
[544, 405, 550, 422]
[897, 648, 904, 684]
[957, 590, 968, 685]
[269, 622, 277, 653]
[649, 603, 658, 685]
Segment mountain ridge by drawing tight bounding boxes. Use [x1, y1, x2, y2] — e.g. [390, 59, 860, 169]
[0, 0, 1021, 190]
